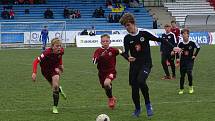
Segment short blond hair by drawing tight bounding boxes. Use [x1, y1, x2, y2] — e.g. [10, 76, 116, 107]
[51, 38, 62, 47]
[119, 13, 136, 26]
[101, 33, 110, 39]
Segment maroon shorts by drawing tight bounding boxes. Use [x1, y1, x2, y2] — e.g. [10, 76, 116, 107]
[98, 72, 116, 88]
[41, 68, 59, 83]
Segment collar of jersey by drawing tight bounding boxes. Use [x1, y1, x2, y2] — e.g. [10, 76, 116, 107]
[182, 40, 190, 44]
[128, 28, 139, 36]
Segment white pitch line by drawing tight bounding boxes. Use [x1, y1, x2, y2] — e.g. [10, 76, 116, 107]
[0, 99, 215, 112]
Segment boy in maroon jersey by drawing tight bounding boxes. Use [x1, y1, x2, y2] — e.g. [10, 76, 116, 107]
[92, 34, 122, 109]
[32, 38, 67, 114]
[171, 20, 180, 67]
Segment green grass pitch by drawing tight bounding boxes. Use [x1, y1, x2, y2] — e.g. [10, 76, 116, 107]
[0, 45, 215, 121]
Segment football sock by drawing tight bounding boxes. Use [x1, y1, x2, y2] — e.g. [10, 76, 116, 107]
[140, 84, 150, 105]
[105, 87, 112, 98]
[53, 90, 59, 106]
[187, 71, 193, 86]
[132, 86, 141, 110]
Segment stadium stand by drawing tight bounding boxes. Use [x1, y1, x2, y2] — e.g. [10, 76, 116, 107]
[164, 0, 215, 27]
[0, 0, 154, 31]
[146, 7, 174, 28]
[185, 15, 215, 31]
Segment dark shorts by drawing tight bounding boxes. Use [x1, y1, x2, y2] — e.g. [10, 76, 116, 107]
[98, 71, 116, 88]
[129, 64, 151, 86]
[41, 68, 60, 83]
[161, 53, 175, 62]
[180, 60, 194, 73]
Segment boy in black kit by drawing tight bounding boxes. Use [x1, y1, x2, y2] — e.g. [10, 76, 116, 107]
[160, 24, 177, 80]
[176, 29, 200, 94]
[119, 13, 179, 118]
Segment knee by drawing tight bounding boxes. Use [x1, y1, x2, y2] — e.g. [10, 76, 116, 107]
[53, 85, 59, 92]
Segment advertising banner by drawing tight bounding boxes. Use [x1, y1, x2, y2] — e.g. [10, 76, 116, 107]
[24, 31, 77, 44]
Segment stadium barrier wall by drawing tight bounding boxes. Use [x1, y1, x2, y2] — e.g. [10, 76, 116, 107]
[1, 29, 215, 47]
[76, 30, 214, 47]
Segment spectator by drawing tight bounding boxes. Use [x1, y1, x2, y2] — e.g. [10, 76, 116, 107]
[129, 0, 140, 8]
[106, 0, 112, 8]
[153, 18, 158, 29]
[98, 6, 105, 18]
[25, 8, 30, 14]
[44, 8, 54, 19]
[108, 13, 114, 23]
[1, 8, 9, 19]
[63, 6, 70, 18]
[114, 13, 121, 23]
[19, 0, 25, 4]
[80, 29, 88, 35]
[69, 9, 76, 19]
[29, 0, 34, 4]
[75, 10, 81, 18]
[89, 26, 96, 36]
[9, 9, 15, 19]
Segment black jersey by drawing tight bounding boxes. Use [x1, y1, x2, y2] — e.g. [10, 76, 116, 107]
[178, 41, 200, 61]
[122, 29, 163, 67]
[161, 32, 177, 55]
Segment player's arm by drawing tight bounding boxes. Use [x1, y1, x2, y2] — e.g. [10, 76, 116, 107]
[170, 33, 177, 55]
[192, 42, 200, 60]
[92, 49, 103, 64]
[32, 57, 40, 82]
[121, 37, 130, 61]
[59, 56, 64, 73]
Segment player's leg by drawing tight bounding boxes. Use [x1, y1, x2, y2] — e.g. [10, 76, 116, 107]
[138, 66, 153, 117]
[129, 65, 141, 117]
[161, 54, 171, 79]
[42, 39, 46, 51]
[104, 74, 116, 109]
[52, 75, 60, 114]
[169, 55, 176, 79]
[187, 61, 194, 94]
[179, 65, 186, 94]
[131, 84, 141, 117]
[59, 86, 67, 100]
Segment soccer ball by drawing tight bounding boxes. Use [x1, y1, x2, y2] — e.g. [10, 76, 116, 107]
[96, 114, 110, 121]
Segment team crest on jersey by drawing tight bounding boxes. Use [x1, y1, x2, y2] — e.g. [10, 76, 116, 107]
[130, 41, 134, 44]
[184, 51, 189, 56]
[189, 46, 192, 50]
[140, 37, 145, 42]
[168, 36, 171, 39]
[108, 52, 112, 56]
[109, 74, 114, 78]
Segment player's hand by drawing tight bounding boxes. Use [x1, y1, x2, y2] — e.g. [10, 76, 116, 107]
[171, 51, 175, 56]
[176, 59, 180, 68]
[101, 50, 107, 56]
[59, 65, 64, 73]
[192, 56, 196, 60]
[55, 68, 61, 74]
[173, 47, 181, 53]
[128, 56, 136, 62]
[32, 73, 37, 82]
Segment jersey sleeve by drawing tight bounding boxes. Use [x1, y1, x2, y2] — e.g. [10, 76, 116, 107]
[92, 49, 101, 64]
[59, 48, 64, 65]
[121, 36, 129, 61]
[193, 42, 200, 57]
[143, 29, 162, 42]
[32, 57, 40, 73]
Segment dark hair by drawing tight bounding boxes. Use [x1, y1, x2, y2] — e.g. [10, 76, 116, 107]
[119, 13, 135, 25]
[181, 28, 190, 35]
[171, 20, 176, 24]
[101, 33, 110, 39]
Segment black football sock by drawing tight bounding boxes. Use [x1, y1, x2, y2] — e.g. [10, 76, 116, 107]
[53, 90, 59, 106]
[105, 86, 112, 98]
